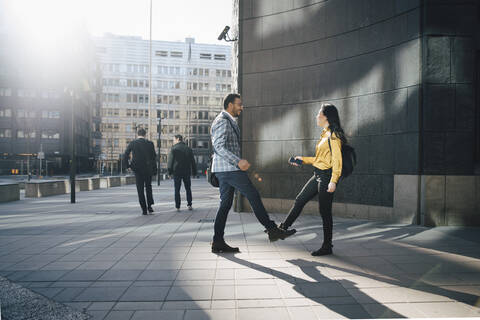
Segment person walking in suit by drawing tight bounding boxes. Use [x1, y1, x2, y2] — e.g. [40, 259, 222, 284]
[124, 128, 157, 215]
[210, 93, 296, 253]
[167, 134, 197, 212]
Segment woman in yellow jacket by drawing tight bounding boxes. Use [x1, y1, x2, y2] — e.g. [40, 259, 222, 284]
[283, 103, 345, 256]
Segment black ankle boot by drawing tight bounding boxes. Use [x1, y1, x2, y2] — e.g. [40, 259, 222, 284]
[311, 244, 333, 256]
[267, 226, 296, 242]
[211, 241, 240, 253]
[264, 222, 294, 233]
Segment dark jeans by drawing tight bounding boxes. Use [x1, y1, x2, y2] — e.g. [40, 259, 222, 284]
[174, 175, 192, 208]
[214, 171, 276, 242]
[135, 171, 154, 211]
[283, 169, 334, 246]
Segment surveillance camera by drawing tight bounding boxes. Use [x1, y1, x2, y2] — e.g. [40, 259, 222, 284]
[217, 26, 230, 41]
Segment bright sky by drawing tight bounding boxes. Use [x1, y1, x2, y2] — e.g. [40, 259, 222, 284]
[6, 0, 234, 45]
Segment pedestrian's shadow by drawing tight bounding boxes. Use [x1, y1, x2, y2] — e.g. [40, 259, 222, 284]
[216, 253, 404, 319]
[295, 258, 480, 308]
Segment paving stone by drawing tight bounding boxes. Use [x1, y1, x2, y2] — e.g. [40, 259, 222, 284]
[74, 286, 129, 302]
[119, 286, 170, 302]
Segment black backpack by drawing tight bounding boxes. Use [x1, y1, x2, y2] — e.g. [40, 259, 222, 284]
[328, 138, 356, 179]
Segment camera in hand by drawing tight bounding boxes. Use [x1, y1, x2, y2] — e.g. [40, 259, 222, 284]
[289, 157, 303, 165]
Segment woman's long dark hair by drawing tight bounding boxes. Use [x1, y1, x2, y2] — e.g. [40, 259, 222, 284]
[320, 103, 347, 145]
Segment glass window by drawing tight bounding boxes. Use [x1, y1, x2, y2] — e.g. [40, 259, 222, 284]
[0, 109, 12, 117]
[0, 129, 12, 138]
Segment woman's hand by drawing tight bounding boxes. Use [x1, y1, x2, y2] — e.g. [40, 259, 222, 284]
[290, 156, 303, 167]
[327, 182, 336, 193]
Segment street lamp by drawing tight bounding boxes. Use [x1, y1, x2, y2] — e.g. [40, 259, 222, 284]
[156, 114, 165, 186]
[67, 89, 76, 204]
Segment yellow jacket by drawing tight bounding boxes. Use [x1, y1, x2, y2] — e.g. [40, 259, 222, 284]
[302, 128, 342, 183]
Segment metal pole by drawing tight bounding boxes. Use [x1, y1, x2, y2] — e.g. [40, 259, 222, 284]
[148, 0, 153, 140]
[157, 116, 161, 185]
[70, 92, 76, 203]
[39, 143, 43, 177]
[27, 155, 30, 181]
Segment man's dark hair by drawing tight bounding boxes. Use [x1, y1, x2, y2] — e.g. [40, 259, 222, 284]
[174, 134, 183, 142]
[223, 93, 241, 110]
[137, 128, 146, 137]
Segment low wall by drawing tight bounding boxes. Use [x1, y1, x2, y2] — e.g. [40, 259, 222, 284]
[89, 178, 100, 190]
[100, 176, 121, 189]
[76, 178, 100, 191]
[26, 177, 105, 198]
[25, 180, 70, 198]
[121, 175, 136, 185]
[0, 184, 20, 202]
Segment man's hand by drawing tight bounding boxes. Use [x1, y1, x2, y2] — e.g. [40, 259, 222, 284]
[238, 159, 251, 171]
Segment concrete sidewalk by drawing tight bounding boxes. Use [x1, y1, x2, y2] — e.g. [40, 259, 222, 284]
[0, 179, 479, 319]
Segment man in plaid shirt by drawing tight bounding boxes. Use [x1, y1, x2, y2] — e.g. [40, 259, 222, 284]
[210, 93, 296, 253]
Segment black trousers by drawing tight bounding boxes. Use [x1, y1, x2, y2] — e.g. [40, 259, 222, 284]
[174, 175, 192, 209]
[135, 171, 154, 211]
[214, 171, 276, 242]
[283, 169, 334, 246]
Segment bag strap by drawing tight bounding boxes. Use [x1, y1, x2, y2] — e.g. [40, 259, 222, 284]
[328, 136, 333, 166]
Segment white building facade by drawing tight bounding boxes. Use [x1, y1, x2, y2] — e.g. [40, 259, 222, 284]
[94, 34, 232, 175]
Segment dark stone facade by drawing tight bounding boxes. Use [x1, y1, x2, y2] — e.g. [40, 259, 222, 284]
[236, 0, 479, 225]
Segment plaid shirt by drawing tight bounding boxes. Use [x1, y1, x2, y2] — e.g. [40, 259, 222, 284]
[211, 111, 241, 172]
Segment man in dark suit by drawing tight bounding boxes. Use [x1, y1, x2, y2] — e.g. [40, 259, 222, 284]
[124, 128, 157, 215]
[167, 135, 197, 211]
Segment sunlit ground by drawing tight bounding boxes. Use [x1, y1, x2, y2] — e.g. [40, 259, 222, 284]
[0, 179, 479, 319]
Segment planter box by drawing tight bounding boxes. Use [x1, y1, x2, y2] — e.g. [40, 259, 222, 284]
[0, 183, 20, 202]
